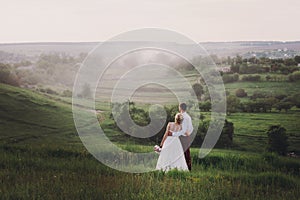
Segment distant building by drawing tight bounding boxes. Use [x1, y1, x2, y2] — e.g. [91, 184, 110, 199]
[217, 66, 231, 73]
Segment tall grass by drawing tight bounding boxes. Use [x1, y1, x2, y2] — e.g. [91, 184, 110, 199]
[1, 143, 299, 200]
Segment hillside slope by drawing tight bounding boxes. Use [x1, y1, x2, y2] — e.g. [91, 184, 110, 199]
[0, 83, 77, 146]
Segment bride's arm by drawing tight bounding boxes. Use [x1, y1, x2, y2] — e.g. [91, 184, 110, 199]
[160, 123, 172, 147]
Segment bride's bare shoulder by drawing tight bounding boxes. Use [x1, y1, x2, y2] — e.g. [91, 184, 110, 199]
[167, 122, 175, 129]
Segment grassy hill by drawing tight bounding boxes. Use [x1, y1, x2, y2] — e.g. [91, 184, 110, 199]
[0, 83, 78, 147]
[0, 83, 300, 199]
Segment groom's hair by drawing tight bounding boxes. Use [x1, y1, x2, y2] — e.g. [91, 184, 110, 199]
[179, 103, 187, 111]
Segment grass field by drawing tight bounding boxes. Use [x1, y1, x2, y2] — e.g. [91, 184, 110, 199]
[225, 81, 300, 96]
[1, 145, 299, 199]
[1, 83, 300, 199]
[227, 111, 300, 152]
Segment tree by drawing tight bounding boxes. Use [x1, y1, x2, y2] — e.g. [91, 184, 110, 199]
[80, 83, 92, 99]
[290, 93, 300, 108]
[217, 119, 234, 148]
[191, 83, 204, 100]
[236, 55, 243, 65]
[199, 101, 211, 112]
[0, 63, 20, 86]
[266, 125, 288, 156]
[227, 56, 232, 65]
[196, 119, 234, 148]
[226, 95, 240, 115]
[284, 58, 296, 66]
[240, 100, 271, 113]
[288, 71, 300, 82]
[295, 55, 300, 64]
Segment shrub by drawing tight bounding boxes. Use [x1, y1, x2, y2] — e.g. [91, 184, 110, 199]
[62, 89, 72, 97]
[250, 91, 269, 100]
[240, 99, 273, 113]
[265, 75, 271, 81]
[80, 83, 92, 99]
[266, 125, 288, 156]
[222, 73, 239, 83]
[200, 119, 234, 148]
[199, 101, 211, 112]
[46, 88, 58, 95]
[274, 94, 287, 101]
[274, 101, 293, 112]
[288, 71, 300, 82]
[226, 95, 240, 115]
[0, 63, 20, 86]
[290, 93, 300, 108]
[241, 75, 261, 82]
[295, 55, 300, 64]
[218, 119, 234, 148]
[38, 87, 58, 95]
[191, 83, 204, 100]
[235, 88, 247, 97]
[230, 65, 239, 73]
[265, 75, 286, 82]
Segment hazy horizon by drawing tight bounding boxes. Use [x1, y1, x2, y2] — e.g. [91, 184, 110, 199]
[1, 40, 300, 45]
[1, 0, 300, 43]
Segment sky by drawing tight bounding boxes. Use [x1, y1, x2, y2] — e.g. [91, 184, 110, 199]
[0, 0, 299, 43]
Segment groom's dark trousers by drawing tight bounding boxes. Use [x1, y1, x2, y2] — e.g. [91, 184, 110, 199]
[179, 136, 191, 171]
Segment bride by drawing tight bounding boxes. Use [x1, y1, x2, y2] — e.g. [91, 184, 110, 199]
[154, 113, 189, 171]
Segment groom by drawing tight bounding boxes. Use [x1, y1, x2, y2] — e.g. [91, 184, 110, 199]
[170, 103, 193, 171]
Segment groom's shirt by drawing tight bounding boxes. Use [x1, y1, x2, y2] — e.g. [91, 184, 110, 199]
[172, 112, 193, 137]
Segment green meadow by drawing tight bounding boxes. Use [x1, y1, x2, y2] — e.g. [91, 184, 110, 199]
[0, 82, 300, 199]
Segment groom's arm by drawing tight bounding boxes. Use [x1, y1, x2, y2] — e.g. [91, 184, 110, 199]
[171, 120, 188, 136]
[172, 130, 189, 137]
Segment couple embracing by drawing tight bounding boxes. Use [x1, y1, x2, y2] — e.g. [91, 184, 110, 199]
[154, 103, 193, 171]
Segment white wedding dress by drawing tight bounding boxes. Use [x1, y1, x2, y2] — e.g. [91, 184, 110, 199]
[156, 136, 189, 171]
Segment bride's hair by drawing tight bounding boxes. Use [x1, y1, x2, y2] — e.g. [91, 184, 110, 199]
[175, 113, 183, 125]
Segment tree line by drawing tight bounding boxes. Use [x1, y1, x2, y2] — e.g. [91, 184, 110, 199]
[198, 91, 300, 115]
[108, 101, 290, 155]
